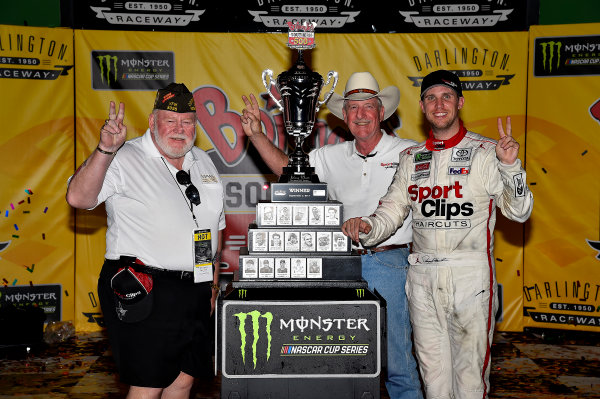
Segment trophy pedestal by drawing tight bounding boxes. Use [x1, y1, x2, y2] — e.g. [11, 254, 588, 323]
[279, 165, 320, 183]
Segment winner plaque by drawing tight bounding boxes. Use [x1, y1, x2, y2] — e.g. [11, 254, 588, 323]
[262, 22, 337, 201]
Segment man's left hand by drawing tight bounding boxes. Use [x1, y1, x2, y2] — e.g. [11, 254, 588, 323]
[496, 116, 520, 165]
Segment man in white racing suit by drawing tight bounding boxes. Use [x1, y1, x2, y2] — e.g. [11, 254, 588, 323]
[342, 69, 533, 399]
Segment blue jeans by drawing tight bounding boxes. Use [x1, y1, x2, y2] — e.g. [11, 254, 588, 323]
[361, 248, 423, 399]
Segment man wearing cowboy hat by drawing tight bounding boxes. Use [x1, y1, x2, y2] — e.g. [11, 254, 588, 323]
[240, 72, 423, 399]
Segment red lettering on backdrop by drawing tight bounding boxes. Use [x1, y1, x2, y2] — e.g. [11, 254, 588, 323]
[193, 86, 287, 165]
[194, 87, 245, 165]
[193, 86, 345, 165]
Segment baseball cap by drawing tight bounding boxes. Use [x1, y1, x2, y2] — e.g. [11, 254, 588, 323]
[111, 266, 154, 323]
[153, 82, 196, 113]
[420, 70, 463, 99]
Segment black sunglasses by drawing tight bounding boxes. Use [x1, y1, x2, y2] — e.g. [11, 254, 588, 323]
[176, 170, 201, 206]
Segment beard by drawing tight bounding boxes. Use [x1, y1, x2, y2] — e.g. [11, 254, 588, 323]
[426, 112, 459, 133]
[152, 124, 195, 159]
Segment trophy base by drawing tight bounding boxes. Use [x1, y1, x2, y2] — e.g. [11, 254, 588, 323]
[270, 182, 328, 202]
[279, 165, 321, 183]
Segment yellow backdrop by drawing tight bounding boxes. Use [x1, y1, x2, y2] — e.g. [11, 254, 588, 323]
[524, 23, 600, 332]
[72, 30, 529, 331]
[8, 25, 588, 334]
[0, 25, 75, 324]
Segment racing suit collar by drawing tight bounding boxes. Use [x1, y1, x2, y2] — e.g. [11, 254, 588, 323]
[425, 120, 467, 151]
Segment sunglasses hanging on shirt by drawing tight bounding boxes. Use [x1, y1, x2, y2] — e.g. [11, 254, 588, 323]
[176, 170, 201, 206]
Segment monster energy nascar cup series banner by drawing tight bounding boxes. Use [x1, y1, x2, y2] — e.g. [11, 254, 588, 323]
[221, 301, 381, 377]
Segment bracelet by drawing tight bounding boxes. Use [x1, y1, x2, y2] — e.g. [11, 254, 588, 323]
[96, 146, 117, 156]
[210, 283, 220, 292]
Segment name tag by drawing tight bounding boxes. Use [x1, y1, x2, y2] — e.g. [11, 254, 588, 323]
[193, 228, 213, 283]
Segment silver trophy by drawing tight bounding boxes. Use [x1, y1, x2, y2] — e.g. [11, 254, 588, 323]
[262, 50, 338, 182]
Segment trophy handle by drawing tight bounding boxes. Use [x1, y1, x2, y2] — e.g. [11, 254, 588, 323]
[317, 70, 339, 111]
[262, 69, 284, 111]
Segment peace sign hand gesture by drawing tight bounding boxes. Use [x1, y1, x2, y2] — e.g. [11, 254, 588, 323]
[99, 101, 127, 154]
[240, 94, 263, 138]
[496, 116, 519, 165]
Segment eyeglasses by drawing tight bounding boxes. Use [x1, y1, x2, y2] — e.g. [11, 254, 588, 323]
[176, 170, 200, 206]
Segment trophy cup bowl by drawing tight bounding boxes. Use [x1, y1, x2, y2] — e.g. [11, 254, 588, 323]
[262, 51, 337, 183]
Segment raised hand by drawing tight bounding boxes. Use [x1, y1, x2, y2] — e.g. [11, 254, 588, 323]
[99, 101, 127, 153]
[496, 116, 519, 165]
[341, 217, 372, 243]
[240, 94, 262, 138]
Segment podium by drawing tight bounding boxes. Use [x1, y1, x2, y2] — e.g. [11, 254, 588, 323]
[219, 37, 382, 396]
[217, 183, 386, 398]
[218, 281, 385, 399]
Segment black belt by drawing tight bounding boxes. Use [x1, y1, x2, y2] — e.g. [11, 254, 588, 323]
[355, 243, 411, 255]
[105, 258, 194, 281]
[136, 265, 194, 281]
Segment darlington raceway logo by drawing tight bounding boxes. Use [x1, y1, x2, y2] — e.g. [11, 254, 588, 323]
[0, 31, 72, 80]
[398, 0, 514, 29]
[534, 35, 600, 77]
[247, 0, 360, 30]
[89, 0, 205, 27]
[91, 50, 174, 90]
[407, 45, 515, 94]
[524, 278, 600, 327]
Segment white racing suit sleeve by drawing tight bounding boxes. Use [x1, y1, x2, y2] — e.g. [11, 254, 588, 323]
[484, 150, 534, 222]
[359, 152, 412, 247]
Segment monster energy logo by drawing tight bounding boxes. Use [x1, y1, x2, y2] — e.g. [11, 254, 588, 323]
[96, 55, 118, 85]
[234, 310, 273, 368]
[539, 41, 562, 73]
[356, 288, 364, 298]
[238, 289, 247, 299]
[414, 151, 432, 162]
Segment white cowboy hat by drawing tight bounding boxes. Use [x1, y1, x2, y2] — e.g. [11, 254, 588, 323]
[327, 72, 400, 120]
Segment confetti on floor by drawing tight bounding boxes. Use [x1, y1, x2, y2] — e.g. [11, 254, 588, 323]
[0, 330, 598, 398]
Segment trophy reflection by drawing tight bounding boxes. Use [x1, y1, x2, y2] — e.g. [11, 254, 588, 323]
[262, 50, 337, 183]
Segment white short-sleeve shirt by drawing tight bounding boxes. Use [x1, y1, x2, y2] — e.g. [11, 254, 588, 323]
[309, 132, 416, 248]
[95, 129, 226, 270]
